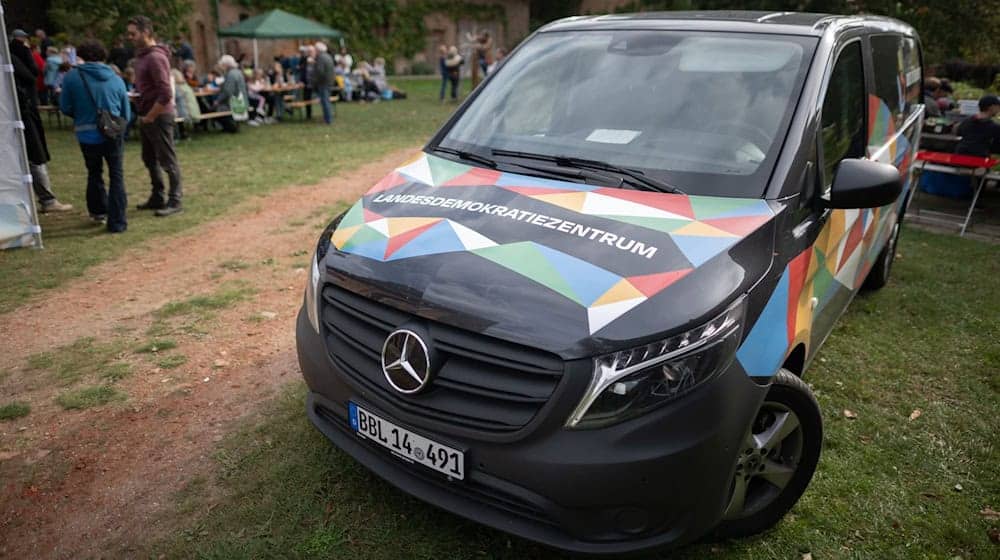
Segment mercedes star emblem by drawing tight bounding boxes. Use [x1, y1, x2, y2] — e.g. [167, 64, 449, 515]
[381, 329, 432, 394]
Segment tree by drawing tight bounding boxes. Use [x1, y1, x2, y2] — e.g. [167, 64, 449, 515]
[49, 0, 192, 44]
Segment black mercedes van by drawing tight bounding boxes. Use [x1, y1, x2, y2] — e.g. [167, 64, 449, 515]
[296, 11, 923, 554]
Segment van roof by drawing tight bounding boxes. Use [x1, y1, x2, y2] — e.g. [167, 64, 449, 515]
[539, 10, 916, 38]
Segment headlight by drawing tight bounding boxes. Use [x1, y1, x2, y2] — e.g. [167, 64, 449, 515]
[567, 298, 746, 429]
[305, 220, 338, 333]
[305, 254, 321, 333]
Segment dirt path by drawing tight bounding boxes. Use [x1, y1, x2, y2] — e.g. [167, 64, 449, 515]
[0, 147, 418, 559]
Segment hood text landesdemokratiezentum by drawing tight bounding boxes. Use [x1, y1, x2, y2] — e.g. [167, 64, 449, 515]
[370, 193, 659, 259]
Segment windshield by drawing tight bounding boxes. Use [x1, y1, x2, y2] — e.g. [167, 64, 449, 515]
[436, 30, 816, 197]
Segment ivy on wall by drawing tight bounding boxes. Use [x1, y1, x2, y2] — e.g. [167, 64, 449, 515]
[49, 0, 193, 44]
[237, 0, 508, 60]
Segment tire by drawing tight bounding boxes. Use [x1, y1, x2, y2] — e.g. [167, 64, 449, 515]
[712, 369, 822, 539]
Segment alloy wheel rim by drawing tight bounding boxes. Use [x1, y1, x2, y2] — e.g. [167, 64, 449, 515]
[723, 402, 804, 520]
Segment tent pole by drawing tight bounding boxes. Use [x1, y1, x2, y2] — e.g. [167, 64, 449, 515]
[253, 38, 259, 69]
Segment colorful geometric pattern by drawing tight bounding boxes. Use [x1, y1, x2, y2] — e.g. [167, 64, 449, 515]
[364, 153, 774, 268]
[331, 196, 693, 334]
[329, 152, 774, 334]
[737, 95, 920, 377]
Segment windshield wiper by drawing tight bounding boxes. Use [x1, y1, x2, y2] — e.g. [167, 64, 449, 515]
[431, 146, 498, 168]
[492, 149, 685, 194]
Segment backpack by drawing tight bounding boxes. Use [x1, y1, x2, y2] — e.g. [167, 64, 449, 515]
[79, 70, 126, 139]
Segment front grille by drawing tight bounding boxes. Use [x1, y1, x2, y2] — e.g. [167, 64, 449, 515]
[315, 404, 556, 527]
[320, 285, 564, 433]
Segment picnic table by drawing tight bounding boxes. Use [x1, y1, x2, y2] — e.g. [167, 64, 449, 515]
[252, 82, 302, 117]
[913, 150, 1000, 236]
[194, 87, 219, 98]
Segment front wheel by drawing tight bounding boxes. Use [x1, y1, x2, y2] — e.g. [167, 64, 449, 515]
[713, 369, 822, 539]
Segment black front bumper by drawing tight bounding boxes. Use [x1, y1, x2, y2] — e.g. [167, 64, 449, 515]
[296, 306, 768, 555]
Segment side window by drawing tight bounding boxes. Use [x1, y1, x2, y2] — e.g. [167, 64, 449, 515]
[871, 34, 906, 125]
[820, 41, 866, 186]
[900, 37, 923, 113]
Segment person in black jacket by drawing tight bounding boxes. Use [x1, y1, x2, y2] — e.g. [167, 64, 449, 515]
[9, 30, 73, 213]
[955, 95, 1000, 157]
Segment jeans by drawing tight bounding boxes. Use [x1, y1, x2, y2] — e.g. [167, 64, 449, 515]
[439, 75, 447, 100]
[28, 163, 57, 205]
[80, 137, 127, 231]
[316, 86, 333, 124]
[139, 112, 183, 204]
[302, 87, 313, 118]
[449, 76, 460, 99]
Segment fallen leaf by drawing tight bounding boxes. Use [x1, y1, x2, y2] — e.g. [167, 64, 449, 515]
[843, 409, 858, 419]
[954, 483, 963, 492]
[909, 409, 922, 421]
[988, 528, 999, 544]
[980, 507, 1000, 519]
[801, 553, 813, 560]
[259, 311, 278, 319]
[920, 492, 941, 500]
[213, 359, 229, 368]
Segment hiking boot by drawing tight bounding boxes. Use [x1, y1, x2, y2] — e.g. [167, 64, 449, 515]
[154, 202, 183, 217]
[40, 200, 73, 213]
[137, 197, 167, 211]
[90, 214, 108, 224]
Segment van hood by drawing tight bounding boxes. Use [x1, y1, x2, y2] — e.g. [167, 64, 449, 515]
[323, 152, 778, 358]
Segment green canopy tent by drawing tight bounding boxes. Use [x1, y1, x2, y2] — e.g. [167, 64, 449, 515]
[217, 9, 343, 69]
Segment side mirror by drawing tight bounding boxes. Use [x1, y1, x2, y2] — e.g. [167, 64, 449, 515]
[826, 159, 903, 209]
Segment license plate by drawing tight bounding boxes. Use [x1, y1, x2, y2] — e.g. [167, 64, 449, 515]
[349, 402, 465, 480]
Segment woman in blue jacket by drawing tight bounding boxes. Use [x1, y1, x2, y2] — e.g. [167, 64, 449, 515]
[59, 40, 131, 233]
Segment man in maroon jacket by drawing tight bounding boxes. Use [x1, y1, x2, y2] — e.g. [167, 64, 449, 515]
[127, 15, 184, 217]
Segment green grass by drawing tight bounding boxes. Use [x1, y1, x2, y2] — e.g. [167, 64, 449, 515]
[55, 385, 126, 410]
[156, 354, 188, 370]
[135, 339, 178, 353]
[25, 336, 128, 386]
[154, 284, 252, 318]
[218, 259, 251, 272]
[152, 227, 999, 559]
[0, 401, 31, 421]
[0, 78, 460, 315]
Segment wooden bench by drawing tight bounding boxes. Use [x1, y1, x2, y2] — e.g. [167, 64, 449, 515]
[174, 111, 233, 136]
[284, 90, 341, 120]
[37, 105, 64, 128]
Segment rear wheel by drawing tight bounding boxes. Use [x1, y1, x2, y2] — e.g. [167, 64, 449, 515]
[713, 369, 822, 539]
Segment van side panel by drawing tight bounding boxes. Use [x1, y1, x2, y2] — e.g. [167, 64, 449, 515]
[735, 42, 922, 380]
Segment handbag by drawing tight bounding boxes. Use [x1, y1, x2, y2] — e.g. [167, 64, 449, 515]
[79, 70, 126, 139]
[230, 92, 249, 122]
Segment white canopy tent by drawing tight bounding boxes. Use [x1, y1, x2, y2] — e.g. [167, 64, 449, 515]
[0, 4, 44, 250]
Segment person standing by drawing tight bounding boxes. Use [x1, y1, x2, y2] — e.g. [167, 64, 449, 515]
[59, 40, 131, 233]
[43, 47, 62, 103]
[9, 29, 73, 213]
[312, 42, 335, 125]
[108, 37, 133, 71]
[35, 29, 53, 53]
[127, 15, 184, 217]
[437, 45, 448, 102]
[444, 46, 463, 102]
[298, 45, 315, 120]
